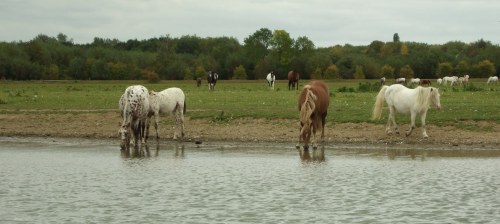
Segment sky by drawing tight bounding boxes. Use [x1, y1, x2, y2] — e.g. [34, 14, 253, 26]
[0, 0, 498, 47]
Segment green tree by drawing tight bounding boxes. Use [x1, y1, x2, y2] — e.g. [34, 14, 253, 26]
[232, 65, 247, 80]
[455, 60, 469, 76]
[380, 64, 395, 79]
[310, 67, 323, 79]
[354, 65, 365, 79]
[270, 29, 294, 75]
[474, 60, 496, 78]
[324, 64, 340, 79]
[437, 62, 453, 77]
[393, 33, 400, 42]
[399, 65, 415, 79]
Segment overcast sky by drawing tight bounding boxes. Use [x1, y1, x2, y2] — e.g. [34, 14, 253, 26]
[1, 0, 498, 47]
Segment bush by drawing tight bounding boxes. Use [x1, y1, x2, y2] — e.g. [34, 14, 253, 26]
[357, 82, 381, 92]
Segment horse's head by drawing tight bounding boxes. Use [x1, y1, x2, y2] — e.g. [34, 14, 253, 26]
[300, 120, 313, 148]
[430, 87, 442, 110]
[119, 125, 130, 150]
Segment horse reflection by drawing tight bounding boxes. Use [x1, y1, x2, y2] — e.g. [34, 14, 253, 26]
[299, 147, 326, 163]
[120, 142, 160, 158]
[386, 148, 426, 161]
[174, 144, 185, 158]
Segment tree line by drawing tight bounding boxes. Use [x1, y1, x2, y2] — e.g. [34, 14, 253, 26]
[0, 28, 498, 81]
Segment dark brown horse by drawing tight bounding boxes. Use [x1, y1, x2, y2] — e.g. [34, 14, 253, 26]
[297, 80, 329, 150]
[288, 70, 300, 90]
[420, 79, 432, 86]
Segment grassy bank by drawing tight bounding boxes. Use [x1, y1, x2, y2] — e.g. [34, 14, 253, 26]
[0, 79, 499, 129]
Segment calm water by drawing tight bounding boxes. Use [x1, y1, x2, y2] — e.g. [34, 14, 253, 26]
[1, 137, 499, 223]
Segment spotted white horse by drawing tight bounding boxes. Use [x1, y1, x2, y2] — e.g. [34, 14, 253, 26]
[148, 87, 186, 140]
[119, 85, 150, 150]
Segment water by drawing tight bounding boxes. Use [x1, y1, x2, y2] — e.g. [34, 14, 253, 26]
[1, 137, 499, 223]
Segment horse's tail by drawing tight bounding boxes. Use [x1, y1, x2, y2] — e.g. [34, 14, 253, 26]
[372, 85, 388, 120]
[300, 85, 317, 126]
[183, 99, 186, 114]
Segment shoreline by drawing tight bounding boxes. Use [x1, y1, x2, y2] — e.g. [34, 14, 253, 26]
[0, 111, 498, 147]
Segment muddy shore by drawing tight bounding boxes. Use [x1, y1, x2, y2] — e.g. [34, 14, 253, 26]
[0, 111, 498, 147]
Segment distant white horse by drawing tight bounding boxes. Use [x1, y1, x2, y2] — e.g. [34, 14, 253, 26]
[410, 78, 421, 85]
[458, 75, 469, 86]
[148, 87, 186, 140]
[396, 78, 406, 85]
[442, 76, 458, 85]
[487, 76, 498, 85]
[372, 84, 442, 138]
[266, 72, 276, 90]
[119, 85, 150, 150]
[436, 78, 443, 85]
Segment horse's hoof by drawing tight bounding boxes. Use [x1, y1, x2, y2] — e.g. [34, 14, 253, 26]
[303, 145, 309, 150]
[295, 145, 300, 149]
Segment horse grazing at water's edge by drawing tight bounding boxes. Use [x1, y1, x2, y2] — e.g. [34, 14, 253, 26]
[266, 72, 276, 90]
[207, 71, 219, 90]
[288, 70, 300, 90]
[372, 84, 441, 138]
[148, 87, 186, 141]
[297, 80, 329, 150]
[119, 85, 150, 151]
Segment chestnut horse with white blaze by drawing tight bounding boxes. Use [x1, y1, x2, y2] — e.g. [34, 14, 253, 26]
[297, 80, 329, 150]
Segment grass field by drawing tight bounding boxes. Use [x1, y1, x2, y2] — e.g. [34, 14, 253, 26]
[0, 79, 499, 130]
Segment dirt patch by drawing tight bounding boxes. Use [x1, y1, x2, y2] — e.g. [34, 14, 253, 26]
[0, 111, 498, 147]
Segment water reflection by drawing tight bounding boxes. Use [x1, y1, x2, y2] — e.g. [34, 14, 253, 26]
[120, 142, 159, 158]
[299, 147, 326, 163]
[120, 141, 186, 159]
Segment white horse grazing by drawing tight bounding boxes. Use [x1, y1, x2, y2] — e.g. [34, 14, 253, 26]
[442, 76, 458, 85]
[396, 78, 406, 85]
[458, 75, 469, 85]
[148, 87, 186, 140]
[437, 78, 443, 85]
[410, 78, 421, 85]
[372, 84, 442, 138]
[487, 76, 498, 85]
[266, 72, 276, 90]
[119, 85, 150, 150]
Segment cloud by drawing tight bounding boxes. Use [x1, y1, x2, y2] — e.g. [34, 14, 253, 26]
[0, 0, 498, 47]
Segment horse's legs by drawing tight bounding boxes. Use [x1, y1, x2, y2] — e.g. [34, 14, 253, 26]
[173, 104, 185, 140]
[154, 112, 160, 139]
[320, 113, 327, 143]
[421, 112, 429, 138]
[385, 108, 394, 134]
[406, 112, 416, 136]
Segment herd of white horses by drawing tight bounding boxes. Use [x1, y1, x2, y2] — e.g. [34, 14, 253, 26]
[118, 74, 497, 151]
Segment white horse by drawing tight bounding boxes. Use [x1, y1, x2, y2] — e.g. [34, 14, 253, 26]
[266, 72, 276, 90]
[442, 76, 458, 85]
[410, 78, 421, 85]
[372, 84, 442, 138]
[148, 87, 186, 140]
[396, 77, 406, 85]
[458, 75, 469, 86]
[437, 78, 443, 85]
[119, 85, 150, 150]
[487, 76, 498, 85]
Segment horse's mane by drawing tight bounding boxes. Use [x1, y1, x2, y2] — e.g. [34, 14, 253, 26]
[300, 85, 317, 128]
[415, 86, 434, 112]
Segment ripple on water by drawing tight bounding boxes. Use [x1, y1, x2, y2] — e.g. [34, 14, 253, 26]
[0, 138, 499, 223]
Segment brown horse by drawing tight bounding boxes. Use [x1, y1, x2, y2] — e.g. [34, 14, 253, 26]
[288, 70, 300, 90]
[420, 79, 432, 86]
[297, 80, 329, 150]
